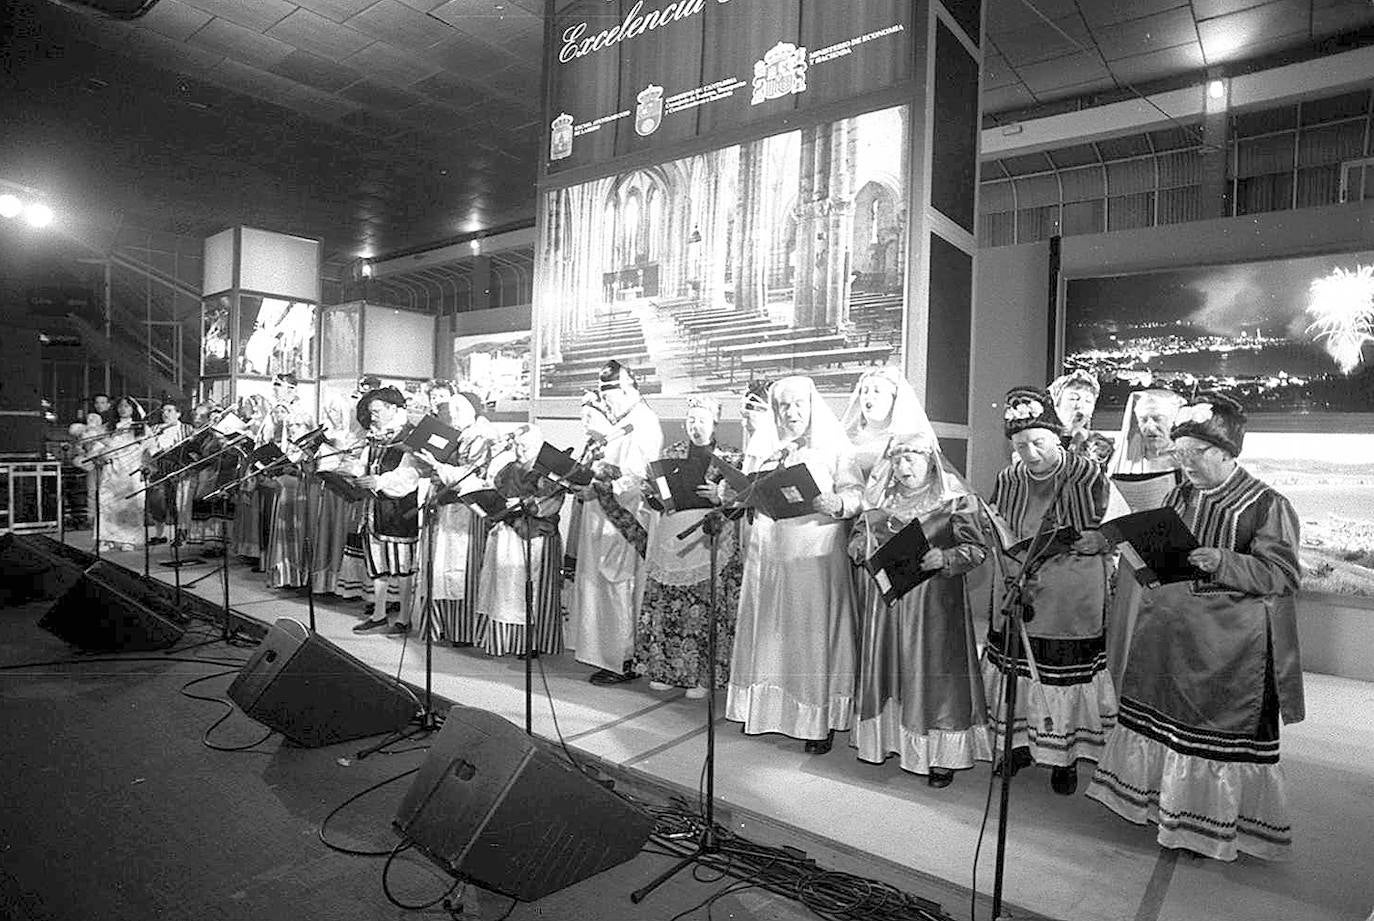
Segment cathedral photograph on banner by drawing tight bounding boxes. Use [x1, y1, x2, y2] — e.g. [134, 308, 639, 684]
[1062, 249, 1374, 599]
[536, 103, 909, 400]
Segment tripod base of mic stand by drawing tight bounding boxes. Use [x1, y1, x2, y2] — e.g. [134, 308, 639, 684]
[354, 711, 442, 760]
[630, 826, 720, 904]
[159, 558, 204, 568]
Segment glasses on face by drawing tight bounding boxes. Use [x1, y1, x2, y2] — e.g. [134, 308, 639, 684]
[1167, 445, 1215, 463]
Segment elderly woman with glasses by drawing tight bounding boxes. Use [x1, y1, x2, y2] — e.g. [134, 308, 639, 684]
[1087, 394, 1304, 862]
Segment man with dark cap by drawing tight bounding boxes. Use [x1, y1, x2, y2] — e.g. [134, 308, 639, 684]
[569, 360, 663, 684]
[351, 387, 421, 635]
[980, 386, 1116, 796]
[1088, 394, 1304, 862]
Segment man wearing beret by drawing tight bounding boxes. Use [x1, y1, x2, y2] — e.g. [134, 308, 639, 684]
[352, 387, 421, 635]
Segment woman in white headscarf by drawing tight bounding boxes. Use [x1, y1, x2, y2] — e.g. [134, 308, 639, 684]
[1103, 387, 1187, 687]
[841, 367, 933, 480]
[726, 376, 862, 753]
[849, 431, 993, 786]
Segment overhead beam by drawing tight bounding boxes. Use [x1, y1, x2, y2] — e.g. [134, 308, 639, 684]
[982, 45, 1374, 160]
[370, 225, 536, 279]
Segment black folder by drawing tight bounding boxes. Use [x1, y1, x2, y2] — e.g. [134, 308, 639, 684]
[247, 443, 288, 476]
[1006, 525, 1080, 559]
[709, 455, 820, 520]
[316, 470, 370, 503]
[649, 458, 714, 512]
[404, 415, 463, 465]
[1101, 507, 1202, 588]
[536, 443, 594, 488]
[865, 517, 936, 605]
[455, 488, 520, 520]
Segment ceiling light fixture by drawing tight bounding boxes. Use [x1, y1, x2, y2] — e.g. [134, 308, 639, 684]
[24, 203, 54, 228]
[0, 194, 21, 219]
[469, 239, 481, 254]
[1207, 79, 1226, 99]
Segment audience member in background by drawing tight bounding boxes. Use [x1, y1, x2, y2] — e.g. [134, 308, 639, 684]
[634, 396, 742, 698]
[981, 387, 1116, 796]
[726, 375, 862, 754]
[570, 361, 664, 685]
[1088, 395, 1304, 862]
[849, 429, 992, 788]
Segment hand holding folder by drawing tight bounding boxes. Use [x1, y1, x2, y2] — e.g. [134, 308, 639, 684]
[709, 454, 820, 520]
[865, 517, 938, 605]
[1101, 507, 1202, 588]
[648, 458, 715, 512]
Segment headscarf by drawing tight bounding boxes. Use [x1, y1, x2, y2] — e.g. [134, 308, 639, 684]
[740, 380, 776, 472]
[862, 430, 975, 517]
[840, 367, 932, 442]
[1107, 388, 1186, 476]
[685, 394, 722, 421]
[769, 375, 847, 457]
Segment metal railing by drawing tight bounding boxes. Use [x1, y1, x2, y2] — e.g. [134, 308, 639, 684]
[0, 460, 63, 534]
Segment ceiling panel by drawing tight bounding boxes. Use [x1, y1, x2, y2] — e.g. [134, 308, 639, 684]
[139, 0, 214, 42]
[181, 0, 295, 33]
[989, 15, 1096, 66]
[1191, 0, 1273, 19]
[186, 18, 296, 69]
[292, 0, 377, 23]
[339, 78, 422, 110]
[1107, 40, 1207, 84]
[345, 41, 443, 86]
[267, 8, 372, 61]
[983, 52, 1019, 89]
[1197, 0, 1309, 62]
[421, 31, 521, 76]
[1017, 50, 1114, 93]
[345, 0, 450, 51]
[982, 83, 1039, 112]
[1311, 3, 1374, 36]
[1080, 0, 1191, 28]
[985, 0, 1081, 34]
[1092, 8, 1200, 60]
[267, 49, 364, 93]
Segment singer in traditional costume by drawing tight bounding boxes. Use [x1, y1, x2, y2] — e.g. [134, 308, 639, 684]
[1050, 370, 1113, 469]
[633, 396, 742, 697]
[231, 395, 272, 563]
[470, 424, 567, 657]
[981, 387, 1117, 795]
[335, 376, 384, 602]
[263, 402, 316, 589]
[570, 360, 664, 685]
[187, 404, 245, 548]
[1103, 387, 1187, 685]
[726, 376, 862, 754]
[849, 431, 993, 786]
[841, 367, 933, 480]
[73, 402, 144, 553]
[351, 388, 420, 635]
[306, 398, 364, 594]
[1088, 396, 1304, 861]
[416, 390, 492, 646]
[141, 400, 192, 546]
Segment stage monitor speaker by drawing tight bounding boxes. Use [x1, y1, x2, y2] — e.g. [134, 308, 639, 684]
[37, 561, 186, 650]
[0, 533, 60, 603]
[227, 618, 417, 748]
[394, 707, 655, 902]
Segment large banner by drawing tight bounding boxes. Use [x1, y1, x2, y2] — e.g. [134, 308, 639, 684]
[546, 0, 911, 174]
[1063, 251, 1374, 599]
[537, 104, 908, 400]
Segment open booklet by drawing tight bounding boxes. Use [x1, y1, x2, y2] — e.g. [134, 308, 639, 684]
[535, 443, 595, 489]
[315, 470, 371, 503]
[446, 487, 521, 521]
[1101, 506, 1202, 588]
[648, 458, 715, 512]
[709, 453, 820, 520]
[864, 516, 936, 605]
[403, 415, 464, 465]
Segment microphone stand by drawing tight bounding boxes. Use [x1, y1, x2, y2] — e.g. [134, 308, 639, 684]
[355, 450, 487, 760]
[988, 480, 1070, 921]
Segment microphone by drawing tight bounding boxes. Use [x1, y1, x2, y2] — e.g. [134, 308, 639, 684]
[587, 422, 635, 448]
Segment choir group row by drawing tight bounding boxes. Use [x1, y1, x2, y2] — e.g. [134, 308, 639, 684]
[69, 362, 1304, 864]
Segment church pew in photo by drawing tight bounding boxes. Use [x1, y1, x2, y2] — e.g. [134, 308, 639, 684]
[716, 335, 850, 381]
[735, 344, 893, 379]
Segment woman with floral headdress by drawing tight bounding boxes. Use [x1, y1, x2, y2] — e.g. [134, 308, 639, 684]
[1087, 395, 1303, 861]
[848, 431, 993, 786]
[841, 367, 933, 480]
[633, 395, 743, 697]
[726, 376, 862, 753]
[981, 386, 1117, 795]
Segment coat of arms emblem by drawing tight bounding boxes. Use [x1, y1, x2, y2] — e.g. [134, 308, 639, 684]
[635, 84, 664, 137]
[550, 113, 574, 161]
[751, 42, 808, 105]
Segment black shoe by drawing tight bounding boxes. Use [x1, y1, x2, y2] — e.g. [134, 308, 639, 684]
[927, 768, 955, 788]
[1050, 764, 1078, 796]
[452, 641, 474, 649]
[993, 748, 1034, 778]
[352, 617, 389, 634]
[148, 536, 168, 546]
[517, 650, 540, 661]
[803, 731, 835, 755]
[387, 622, 411, 636]
[588, 668, 636, 685]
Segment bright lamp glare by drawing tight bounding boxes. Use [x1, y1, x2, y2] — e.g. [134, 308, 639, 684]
[1207, 79, 1226, 99]
[0, 194, 21, 218]
[23, 203, 54, 228]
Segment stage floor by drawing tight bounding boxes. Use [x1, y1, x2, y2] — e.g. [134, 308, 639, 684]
[63, 532, 1374, 921]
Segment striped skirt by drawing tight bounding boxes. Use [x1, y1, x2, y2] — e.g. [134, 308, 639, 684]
[472, 525, 564, 657]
